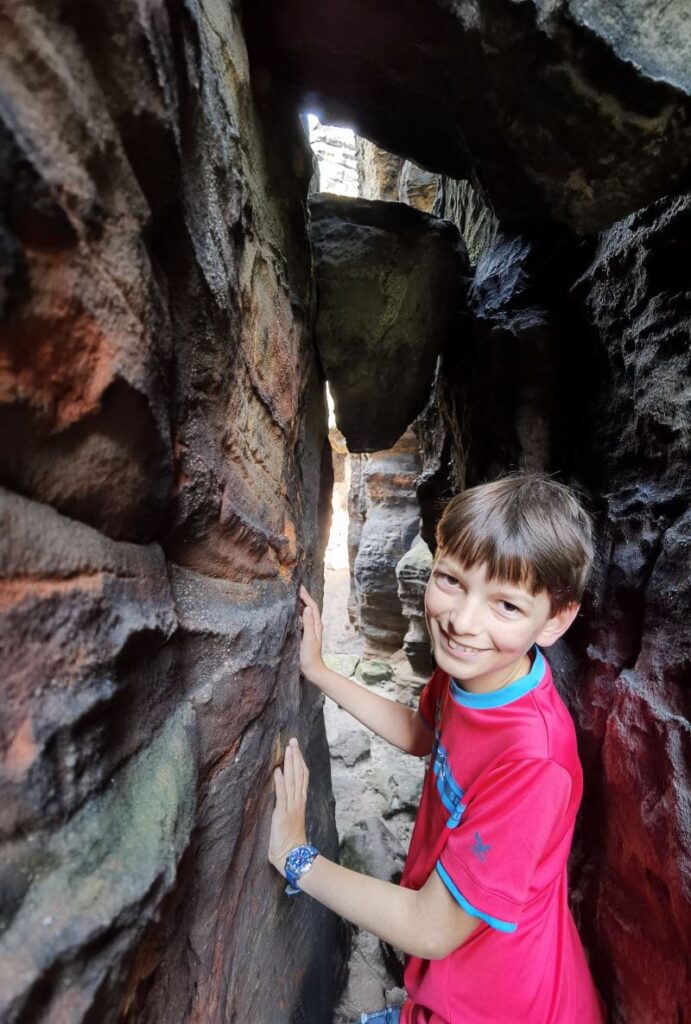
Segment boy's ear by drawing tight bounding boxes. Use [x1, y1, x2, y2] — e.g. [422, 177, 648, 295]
[536, 602, 580, 647]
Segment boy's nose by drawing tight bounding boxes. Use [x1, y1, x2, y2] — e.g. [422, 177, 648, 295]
[447, 601, 481, 637]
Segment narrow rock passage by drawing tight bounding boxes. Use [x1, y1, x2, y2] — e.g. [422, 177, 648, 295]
[321, 549, 427, 1021]
[323, 561, 427, 1024]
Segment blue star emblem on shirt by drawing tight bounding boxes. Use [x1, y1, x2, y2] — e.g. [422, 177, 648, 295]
[471, 831, 491, 862]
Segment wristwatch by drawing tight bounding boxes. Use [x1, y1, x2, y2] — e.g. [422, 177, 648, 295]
[284, 843, 319, 896]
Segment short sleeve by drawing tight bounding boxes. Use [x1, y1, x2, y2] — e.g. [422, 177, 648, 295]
[417, 668, 446, 732]
[437, 758, 572, 932]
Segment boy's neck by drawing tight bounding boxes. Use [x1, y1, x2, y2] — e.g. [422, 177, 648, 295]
[453, 650, 534, 695]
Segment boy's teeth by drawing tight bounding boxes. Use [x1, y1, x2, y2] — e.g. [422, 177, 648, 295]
[448, 637, 477, 653]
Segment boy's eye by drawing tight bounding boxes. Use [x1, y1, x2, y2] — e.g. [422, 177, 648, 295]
[435, 571, 460, 587]
[498, 600, 521, 614]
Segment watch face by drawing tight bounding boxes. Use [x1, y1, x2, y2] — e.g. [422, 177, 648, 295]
[285, 844, 318, 886]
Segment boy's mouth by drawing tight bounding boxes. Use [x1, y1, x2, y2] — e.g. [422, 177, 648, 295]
[438, 627, 487, 655]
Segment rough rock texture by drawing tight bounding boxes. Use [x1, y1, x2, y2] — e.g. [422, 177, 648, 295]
[0, 2, 344, 1021]
[562, 194, 691, 1023]
[355, 139, 404, 201]
[309, 120, 359, 196]
[348, 432, 421, 653]
[395, 537, 434, 675]
[399, 162, 438, 214]
[319, 606, 426, 1024]
[425, 179, 691, 1023]
[247, 0, 691, 233]
[309, 194, 468, 452]
[356, 138, 438, 212]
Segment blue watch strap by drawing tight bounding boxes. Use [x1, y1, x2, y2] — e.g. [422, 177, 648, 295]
[284, 843, 319, 896]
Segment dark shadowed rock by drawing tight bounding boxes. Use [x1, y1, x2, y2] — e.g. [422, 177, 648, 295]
[423, 179, 691, 1022]
[247, 0, 691, 233]
[558, 193, 691, 1022]
[0, 0, 343, 1021]
[309, 194, 468, 452]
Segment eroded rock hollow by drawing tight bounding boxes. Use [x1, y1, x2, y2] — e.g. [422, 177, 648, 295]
[1, 2, 690, 1023]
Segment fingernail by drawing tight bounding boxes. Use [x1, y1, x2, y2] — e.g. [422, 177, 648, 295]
[290, 737, 298, 747]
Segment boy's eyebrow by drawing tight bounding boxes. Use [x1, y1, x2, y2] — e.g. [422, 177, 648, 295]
[491, 588, 534, 606]
[436, 559, 536, 606]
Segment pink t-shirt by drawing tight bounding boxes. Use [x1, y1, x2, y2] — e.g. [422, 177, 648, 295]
[400, 648, 605, 1024]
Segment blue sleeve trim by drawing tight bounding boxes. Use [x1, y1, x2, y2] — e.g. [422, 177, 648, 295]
[435, 861, 518, 934]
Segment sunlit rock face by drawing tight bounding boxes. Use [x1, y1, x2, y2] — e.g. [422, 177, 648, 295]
[0, 2, 344, 1021]
[425, 180, 691, 1023]
[356, 138, 438, 212]
[356, 139, 404, 202]
[348, 432, 421, 653]
[395, 537, 434, 675]
[310, 194, 468, 452]
[247, 0, 691, 233]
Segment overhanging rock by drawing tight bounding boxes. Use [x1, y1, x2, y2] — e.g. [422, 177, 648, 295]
[247, 0, 691, 233]
[309, 195, 468, 452]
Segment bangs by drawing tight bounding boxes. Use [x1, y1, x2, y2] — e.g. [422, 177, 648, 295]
[442, 520, 546, 597]
[435, 474, 593, 611]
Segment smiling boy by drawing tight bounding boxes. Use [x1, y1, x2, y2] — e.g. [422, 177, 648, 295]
[269, 474, 605, 1023]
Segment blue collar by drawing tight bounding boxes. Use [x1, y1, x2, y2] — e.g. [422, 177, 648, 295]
[450, 646, 545, 709]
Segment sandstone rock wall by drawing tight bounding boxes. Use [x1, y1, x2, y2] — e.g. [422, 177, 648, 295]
[428, 181, 691, 1024]
[0, 2, 344, 1021]
[347, 432, 422, 653]
[355, 139, 437, 213]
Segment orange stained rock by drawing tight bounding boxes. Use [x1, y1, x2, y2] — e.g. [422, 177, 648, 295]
[0, 258, 118, 429]
[0, 573, 104, 611]
[4, 718, 39, 781]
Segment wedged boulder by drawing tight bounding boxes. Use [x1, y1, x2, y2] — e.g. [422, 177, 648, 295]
[247, 0, 691, 232]
[310, 194, 468, 452]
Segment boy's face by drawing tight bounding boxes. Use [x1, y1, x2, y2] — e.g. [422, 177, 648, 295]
[424, 552, 579, 693]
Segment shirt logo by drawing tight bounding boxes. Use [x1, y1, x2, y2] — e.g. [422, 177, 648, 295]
[471, 831, 491, 862]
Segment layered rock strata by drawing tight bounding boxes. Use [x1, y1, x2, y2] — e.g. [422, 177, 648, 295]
[356, 139, 437, 212]
[0, 2, 343, 1021]
[309, 194, 468, 452]
[348, 432, 422, 653]
[395, 537, 434, 676]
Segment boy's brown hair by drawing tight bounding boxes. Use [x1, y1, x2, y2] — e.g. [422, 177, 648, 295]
[435, 474, 594, 612]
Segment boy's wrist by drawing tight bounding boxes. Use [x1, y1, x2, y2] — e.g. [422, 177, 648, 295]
[271, 835, 308, 875]
[301, 660, 331, 688]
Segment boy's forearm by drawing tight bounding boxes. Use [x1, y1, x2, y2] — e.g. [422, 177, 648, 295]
[305, 663, 420, 753]
[296, 854, 435, 960]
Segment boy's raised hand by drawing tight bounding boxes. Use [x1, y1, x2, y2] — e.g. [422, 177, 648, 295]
[298, 585, 325, 681]
[268, 737, 309, 875]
